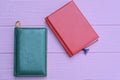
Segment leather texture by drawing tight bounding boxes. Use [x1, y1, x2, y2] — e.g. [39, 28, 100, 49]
[14, 28, 47, 76]
[45, 1, 99, 57]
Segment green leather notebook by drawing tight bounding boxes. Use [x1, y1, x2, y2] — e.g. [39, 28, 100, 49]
[14, 27, 47, 76]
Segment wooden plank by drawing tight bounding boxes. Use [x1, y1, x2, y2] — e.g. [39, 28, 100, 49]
[0, 26, 120, 53]
[0, 52, 120, 80]
[0, 0, 120, 26]
[0, 0, 70, 26]
[74, 0, 120, 25]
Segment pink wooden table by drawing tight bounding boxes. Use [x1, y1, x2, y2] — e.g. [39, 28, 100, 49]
[0, 0, 120, 80]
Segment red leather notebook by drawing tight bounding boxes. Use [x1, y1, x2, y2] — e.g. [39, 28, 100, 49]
[45, 1, 99, 57]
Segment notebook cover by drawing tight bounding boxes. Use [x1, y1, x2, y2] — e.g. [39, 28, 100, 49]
[45, 1, 99, 57]
[14, 28, 47, 76]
